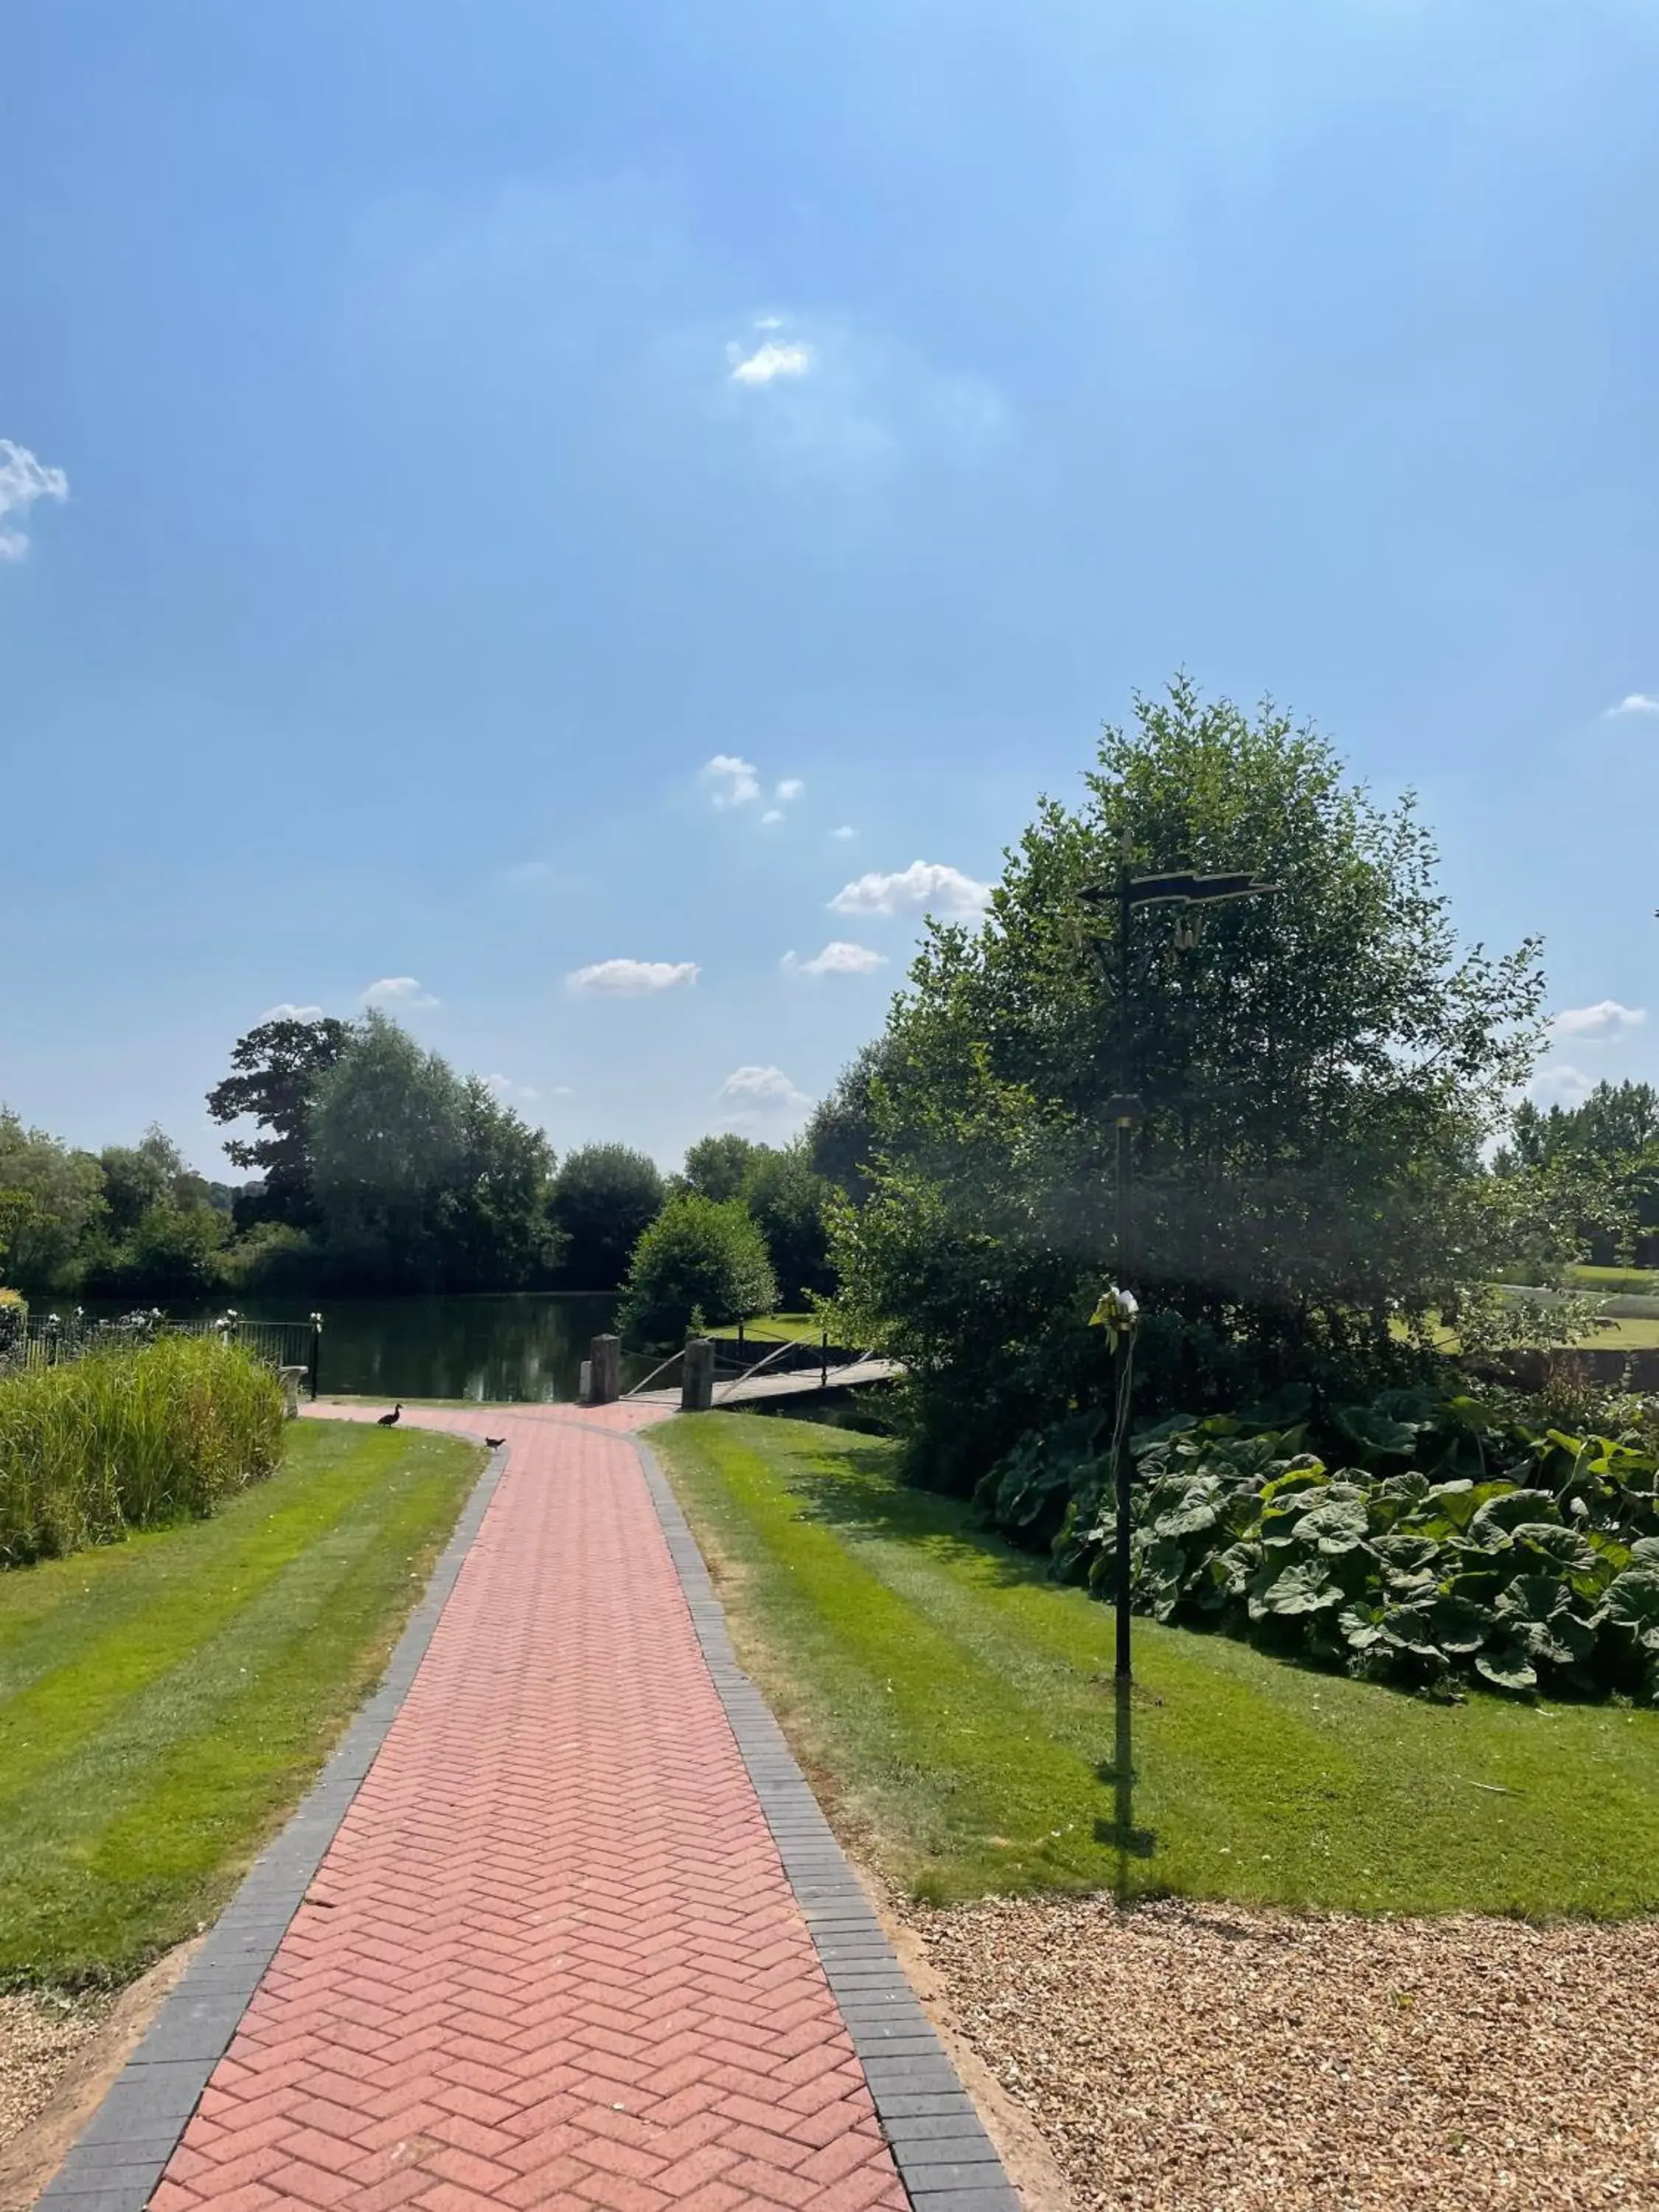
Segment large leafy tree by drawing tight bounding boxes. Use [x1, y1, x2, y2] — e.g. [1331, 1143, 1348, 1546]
[680, 1133, 767, 1203]
[741, 1141, 835, 1307]
[549, 1144, 665, 1289]
[616, 1194, 777, 1347]
[0, 1111, 105, 1290]
[832, 680, 1548, 1486]
[308, 1013, 554, 1287]
[206, 1017, 349, 1225]
[1495, 1079, 1659, 1269]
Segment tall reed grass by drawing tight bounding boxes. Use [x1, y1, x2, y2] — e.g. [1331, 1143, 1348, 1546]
[0, 1335, 285, 1567]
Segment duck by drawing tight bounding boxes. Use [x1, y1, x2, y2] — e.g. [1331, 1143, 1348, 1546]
[484, 1436, 507, 1450]
[377, 1403, 403, 1427]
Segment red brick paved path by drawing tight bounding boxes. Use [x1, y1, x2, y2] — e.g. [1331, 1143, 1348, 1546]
[152, 1406, 908, 2212]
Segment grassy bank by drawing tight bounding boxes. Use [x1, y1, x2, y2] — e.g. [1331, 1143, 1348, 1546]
[1, 1337, 283, 1567]
[707, 1312, 829, 1345]
[0, 1419, 481, 1987]
[653, 1414, 1659, 1918]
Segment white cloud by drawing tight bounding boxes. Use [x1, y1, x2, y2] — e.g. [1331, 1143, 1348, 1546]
[718, 1064, 811, 1112]
[829, 859, 992, 919]
[782, 941, 888, 978]
[362, 976, 439, 1009]
[258, 1002, 324, 1022]
[761, 807, 785, 826]
[1552, 1000, 1646, 1040]
[729, 339, 813, 386]
[484, 1073, 540, 1104]
[832, 824, 856, 841]
[0, 439, 69, 560]
[1604, 694, 1659, 717]
[702, 754, 760, 809]
[551, 1084, 576, 1097]
[776, 777, 804, 803]
[1529, 1063, 1596, 1107]
[566, 959, 700, 997]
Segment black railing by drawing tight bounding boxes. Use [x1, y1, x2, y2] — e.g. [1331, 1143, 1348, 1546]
[0, 1308, 324, 1397]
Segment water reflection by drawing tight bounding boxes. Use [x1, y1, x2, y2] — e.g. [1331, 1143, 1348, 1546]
[97, 1293, 626, 1403]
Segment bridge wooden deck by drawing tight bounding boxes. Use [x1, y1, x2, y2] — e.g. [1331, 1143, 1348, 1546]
[627, 1354, 900, 1413]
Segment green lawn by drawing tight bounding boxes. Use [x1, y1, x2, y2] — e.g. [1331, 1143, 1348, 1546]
[1566, 1264, 1659, 1294]
[0, 1419, 482, 1988]
[708, 1312, 830, 1346]
[653, 1413, 1659, 1919]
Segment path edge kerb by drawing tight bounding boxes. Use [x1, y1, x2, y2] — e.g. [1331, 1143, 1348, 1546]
[34, 1437, 512, 2212]
[632, 1433, 1020, 2212]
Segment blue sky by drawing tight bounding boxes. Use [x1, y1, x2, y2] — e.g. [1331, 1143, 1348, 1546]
[4, 0, 1659, 1171]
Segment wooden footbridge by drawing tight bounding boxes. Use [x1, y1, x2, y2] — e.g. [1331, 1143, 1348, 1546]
[621, 1331, 899, 1413]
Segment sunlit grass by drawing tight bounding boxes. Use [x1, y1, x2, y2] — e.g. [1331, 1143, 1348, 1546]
[0, 1419, 481, 1987]
[654, 1413, 1659, 1917]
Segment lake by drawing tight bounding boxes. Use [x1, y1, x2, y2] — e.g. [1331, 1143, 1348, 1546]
[230, 1293, 630, 1403]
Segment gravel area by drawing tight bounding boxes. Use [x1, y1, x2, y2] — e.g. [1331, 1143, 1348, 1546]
[917, 1896, 1659, 2211]
[0, 1992, 110, 2157]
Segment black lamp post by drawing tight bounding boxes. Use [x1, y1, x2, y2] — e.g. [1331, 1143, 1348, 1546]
[1081, 858, 1281, 1682]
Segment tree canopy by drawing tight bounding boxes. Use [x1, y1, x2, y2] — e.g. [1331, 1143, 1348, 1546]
[206, 1016, 349, 1225]
[830, 680, 1550, 1486]
[549, 1144, 666, 1289]
[616, 1193, 778, 1347]
[308, 1012, 554, 1289]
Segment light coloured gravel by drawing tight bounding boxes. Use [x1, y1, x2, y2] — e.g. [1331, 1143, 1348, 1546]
[916, 1896, 1659, 2211]
[0, 1992, 110, 2157]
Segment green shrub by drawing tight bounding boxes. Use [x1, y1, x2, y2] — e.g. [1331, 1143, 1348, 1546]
[978, 1391, 1659, 1703]
[616, 1194, 778, 1349]
[0, 1335, 284, 1567]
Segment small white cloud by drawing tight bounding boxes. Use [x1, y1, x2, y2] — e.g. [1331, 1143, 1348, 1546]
[258, 1002, 325, 1022]
[504, 860, 557, 888]
[1604, 694, 1659, 717]
[566, 959, 700, 997]
[729, 339, 813, 386]
[830, 859, 991, 919]
[783, 941, 888, 978]
[776, 778, 804, 803]
[0, 439, 69, 561]
[702, 754, 760, 809]
[761, 808, 785, 826]
[362, 976, 439, 1009]
[484, 1073, 540, 1104]
[551, 1085, 576, 1097]
[1552, 1000, 1646, 1041]
[754, 315, 785, 332]
[831, 824, 856, 841]
[718, 1064, 811, 1112]
[1530, 1063, 1596, 1107]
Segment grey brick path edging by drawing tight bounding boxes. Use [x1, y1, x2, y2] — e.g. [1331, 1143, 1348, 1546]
[634, 1436, 1020, 2212]
[34, 1441, 512, 2212]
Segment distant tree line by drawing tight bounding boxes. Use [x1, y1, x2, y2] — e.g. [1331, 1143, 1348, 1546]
[0, 1010, 858, 1326]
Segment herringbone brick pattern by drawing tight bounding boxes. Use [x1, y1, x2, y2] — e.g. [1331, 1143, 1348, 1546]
[151, 1410, 907, 2212]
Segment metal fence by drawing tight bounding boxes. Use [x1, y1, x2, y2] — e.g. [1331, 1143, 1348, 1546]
[0, 1307, 323, 1396]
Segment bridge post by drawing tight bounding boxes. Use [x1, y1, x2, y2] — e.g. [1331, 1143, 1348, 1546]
[589, 1335, 622, 1405]
[681, 1338, 715, 1412]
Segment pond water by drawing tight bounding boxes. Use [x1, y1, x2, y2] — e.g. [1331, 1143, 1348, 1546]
[296, 1294, 631, 1402]
[126, 1294, 633, 1403]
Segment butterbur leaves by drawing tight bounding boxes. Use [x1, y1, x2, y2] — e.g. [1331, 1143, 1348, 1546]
[1296, 1491, 1371, 1555]
[1469, 1489, 1559, 1543]
[980, 1390, 1659, 1702]
[1599, 1569, 1659, 1652]
[1332, 1402, 1418, 1459]
[1476, 1638, 1539, 1692]
[1250, 1558, 1344, 1618]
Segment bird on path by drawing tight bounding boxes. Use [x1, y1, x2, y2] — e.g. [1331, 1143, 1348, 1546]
[484, 1436, 507, 1449]
[377, 1403, 402, 1427]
